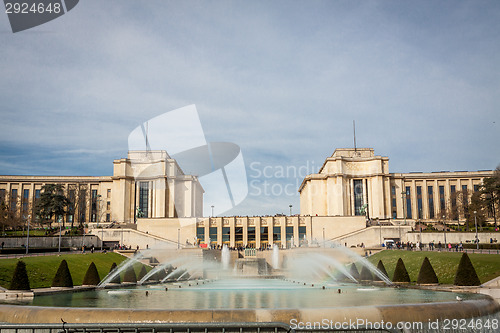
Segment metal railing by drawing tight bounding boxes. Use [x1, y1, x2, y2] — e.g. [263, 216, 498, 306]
[0, 322, 401, 333]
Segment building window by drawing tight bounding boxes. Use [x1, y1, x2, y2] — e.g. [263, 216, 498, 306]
[107, 189, 111, 198]
[209, 227, 217, 243]
[474, 185, 479, 192]
[10, 189, 17, 212]
[298, 226, 306, 244]
[260, 227, 269, 242]
[391, 186, 396, 196]
[0, 189, 5, 204]
[107, 201, 111, 211]
[235, 227, 243, 243]
[428, 186, 434, 219]
[462, 185, 469, 219]
[451, 185, 457, 220]
[416, 186, 422, 219]
[91, 189, 98, 221]
[222, 227, 230, 243]
[353, 179, 363, 216]
[139, 182, 149, 218]
[106, 213, 110, 222]
[439, 186, 445, 213]
[286, 226, 293, 241]
[248, 227, 256, 244]
[405, 187, 412, 219]
[35, 189, 40, 199]
[273, 226, 281, 241]
[22, 189, 29, 214]
[196, 227, 205, 243]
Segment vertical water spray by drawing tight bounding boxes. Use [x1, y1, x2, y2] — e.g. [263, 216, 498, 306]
[272, 244, 280, 269]
[222, 244, 230, 270]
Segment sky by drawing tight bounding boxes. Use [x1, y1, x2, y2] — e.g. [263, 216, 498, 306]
[1, 0, 499, 216]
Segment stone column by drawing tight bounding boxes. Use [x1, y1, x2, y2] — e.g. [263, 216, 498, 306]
[242, 217, 248, 247]
[230, 217, 235, 248]
[255, 217, 261, 249]
[293, 216, 299, 247]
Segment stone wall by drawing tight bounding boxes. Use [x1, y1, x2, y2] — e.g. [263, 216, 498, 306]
[0, 236, 98, 248]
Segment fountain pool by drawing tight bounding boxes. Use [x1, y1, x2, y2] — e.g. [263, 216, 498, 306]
[1, 246, 499, 329]
[22, 279, 482, 309]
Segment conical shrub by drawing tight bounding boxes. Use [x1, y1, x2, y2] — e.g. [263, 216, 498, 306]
[454, 253, 481, 286]
[52, 259, 73, 288]
[137, 265, 148, 281]
[9, 260, 31, 290]
[373, 260, 389, 281]
[108, 262, 121, 284]
[349, 263, 360, 280]
[360, 265, 373, 281]
[417, 257, 439, 284]
[123, 265, 137, 283]
[155, 268, 167, 281]
[82, 262, 101, 286]
[392, 258, 410, 283]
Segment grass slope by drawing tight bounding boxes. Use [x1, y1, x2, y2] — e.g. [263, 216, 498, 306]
[0, 253, 145, 289]
[367, 250, 500, 284]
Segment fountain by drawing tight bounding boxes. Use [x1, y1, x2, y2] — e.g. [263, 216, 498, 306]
[221, 244, 230, 270]
[1, 242, 499, 330]
[272, 244, 280, 269]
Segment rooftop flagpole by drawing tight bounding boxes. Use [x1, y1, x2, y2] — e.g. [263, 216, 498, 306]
[353, 120, 357, 152]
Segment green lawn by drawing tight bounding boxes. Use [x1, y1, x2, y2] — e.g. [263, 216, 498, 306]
[2, 230, 49, 236]
[366, 250, 500, 284]
[0, 252, 148, 289]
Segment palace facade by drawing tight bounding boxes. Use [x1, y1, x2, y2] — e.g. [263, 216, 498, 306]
[1, 148, 496, 249]
[299, 148, 494, 222]
[0, 151, 204, 225]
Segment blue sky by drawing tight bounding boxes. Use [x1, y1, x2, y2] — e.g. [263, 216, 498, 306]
[1, 1, 499, 216]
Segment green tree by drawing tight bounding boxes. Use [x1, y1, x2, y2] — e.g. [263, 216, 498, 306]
[0, 196, 24, 232]
[454, 253, 481, 286]
[82, 262, 101, 286]
[9, 260, 31, 290]
[392, 258, 411, 283]
[417, 257, 439, 284]
[34, 184, 70, 228]
[481, 167, 500, 228]
[52, 259, 73, 288]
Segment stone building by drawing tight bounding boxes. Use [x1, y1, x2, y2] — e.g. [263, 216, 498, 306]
[0, 147, 496, 249]
[0, 151, 204, 226]
[299, 148, 494, 222]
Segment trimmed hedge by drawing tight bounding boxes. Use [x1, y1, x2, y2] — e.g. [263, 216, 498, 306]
[137, 265, 148, 281]
[360, 265, 373, 281]
[417, 257, 439, 284]
[123, 265, 137, 283]
[373, 260, 389, 281]
[52, 260, 73, 288]
[82, 262, 101, 286]
[349, 263, 360, 280]
[392, 258, 410, 283]
[108, 262, 121, 284]
[9, 260, 30, 290]
[454, 253, 481, 286]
